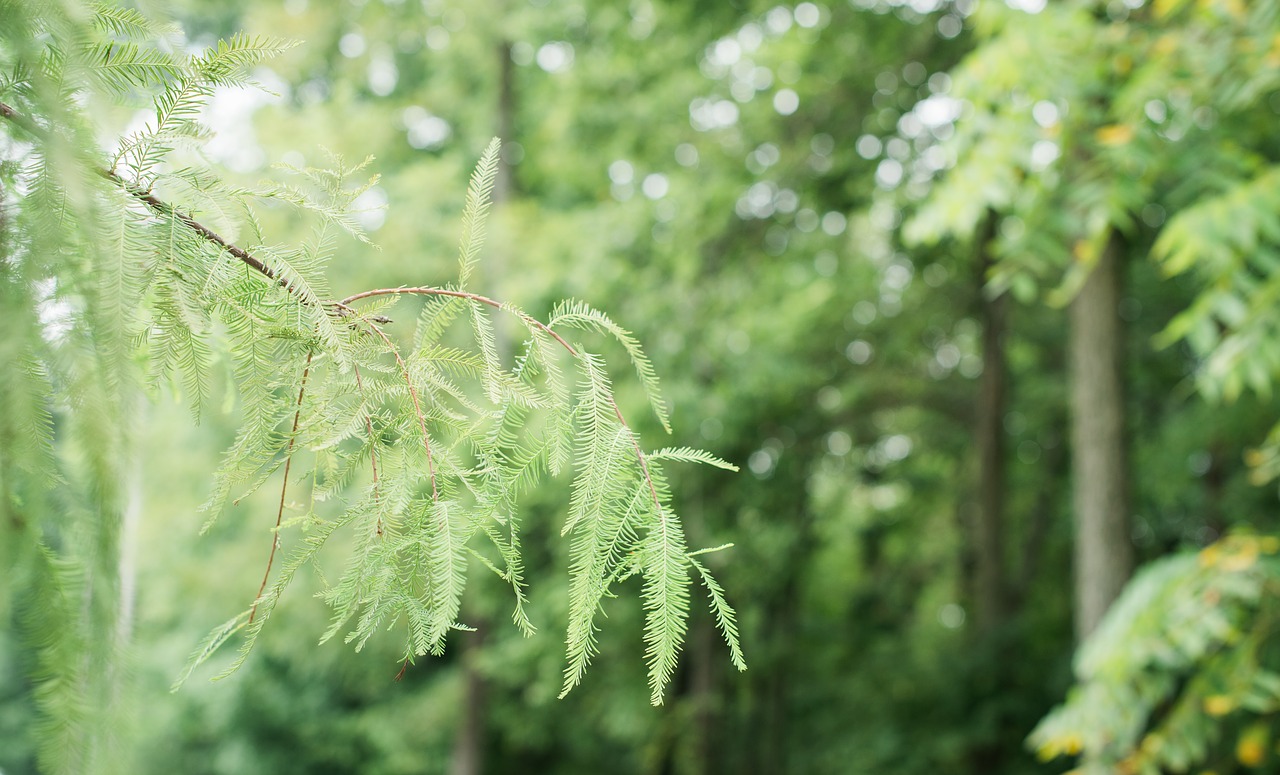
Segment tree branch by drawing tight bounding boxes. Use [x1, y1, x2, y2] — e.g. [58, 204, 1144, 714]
[0, 101, 288, 288]
[332, 300, 438, 505]
[352, 364, 383, 536]
[3, 98, 668, 580]
[0, 100, 41, 136]
[340, 287, 577, 356]
[109, 172, 287, 287]
[340, 289, 665, 518]
[249, 349, 314, 624]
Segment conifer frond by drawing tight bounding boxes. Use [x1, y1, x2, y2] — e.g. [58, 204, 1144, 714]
[559, 481, 647, 698]
[416, 344, 486, 377]
[81, 40, 183, 94]
[414, 292, 469, 352]
[171, 611, 250, 691]
[410, 355, 489, 416]
[562, 351, 623, 537]
[114, 75, 208, 179]
[471, 301, 504, 403]
[550, 299, 672, 433]
[528, 330, 573, 475]
[198, 398, 294, 528]
[263, 156, 380, 246]
[456, 137, 501, 288]
[90, 3, 173, 39]
[480, 522, 536, 636]
[648, 446, 740, 471]
[423, 498, 469, 654]
[93, 196, 149, 388]
[690, 557, 747, 672]
[639, 465, 692, 705]
[191, 32, 297, 87]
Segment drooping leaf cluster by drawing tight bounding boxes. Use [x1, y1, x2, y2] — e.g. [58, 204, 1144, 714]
[0, 2, 743, 771]
[1030, 533, 1280, 774]
[906, 0, 1280, 305]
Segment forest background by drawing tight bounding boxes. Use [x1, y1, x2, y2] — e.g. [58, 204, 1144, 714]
[6, 0, 1280, 773]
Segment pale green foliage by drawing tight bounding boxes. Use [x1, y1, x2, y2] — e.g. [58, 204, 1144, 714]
[1, 2, 743, 771]
[1030, 533, 1280, 774]
[178, 146, 744, 702]
[550, 299, 672, 433]
[902, 3, 1101, 302]
[1155, 166, 1280, 404]
[908, 0, 1280, 492]
[906, 0, 1280, 304]
[457, 137, 500, 287]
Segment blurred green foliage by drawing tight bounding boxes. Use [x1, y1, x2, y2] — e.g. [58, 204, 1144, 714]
[1032, 533, 1280, 774]
[10, 0, 1280, 773]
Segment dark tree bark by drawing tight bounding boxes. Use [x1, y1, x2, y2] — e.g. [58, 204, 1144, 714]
[448, 625, 487, 775]
[973, 218, 1009, 635]
[688, 616, 715, 775]
[448, 39, 519, 775]
[494, 40, 516, 203]
[1069, 232, 1133, 639]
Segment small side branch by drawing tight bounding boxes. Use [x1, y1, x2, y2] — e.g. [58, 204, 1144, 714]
[0, 101, 289, 290]
[334, 301, 438, 505]
[249, 349, 314, 624]
[352, 364, 383, 536]
[338, 287, 577, 357]
[612, 398, 665, 517]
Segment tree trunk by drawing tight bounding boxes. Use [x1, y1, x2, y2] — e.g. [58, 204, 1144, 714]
[973, 219, 1008, 635]
[448, 39, 518, 775]
[494, 40, 516, 203]
[1069, 232, 1133, 639]
[448, 625, 487, 775]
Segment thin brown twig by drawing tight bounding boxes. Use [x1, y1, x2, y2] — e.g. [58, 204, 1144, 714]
[249, 349, 314, 624]
[333, 300, 438, 504]
[0, 100, 290, 289]
[339, 287, 577, 356]
[612, 398, 664, 517]
[352, 363, 383, 536]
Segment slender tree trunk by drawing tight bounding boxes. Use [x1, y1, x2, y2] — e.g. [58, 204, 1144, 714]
[974, 218, 1008, 635]
[494, 40, 516, 203]
[448, 39, 518, 775]
[1070, 231, 1133, 639]
[449, 625, 487, 775]
[1204, 444, 1225, 540]
[689, 617, 715, 775]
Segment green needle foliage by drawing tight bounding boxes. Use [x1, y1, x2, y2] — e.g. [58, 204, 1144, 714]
[0, 1, 743, 769]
